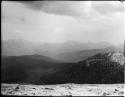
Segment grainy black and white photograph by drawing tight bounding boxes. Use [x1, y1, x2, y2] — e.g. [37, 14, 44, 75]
[1, 0, 125, 96]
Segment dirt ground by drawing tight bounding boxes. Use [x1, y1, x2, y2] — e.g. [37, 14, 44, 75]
[1, 83, 124, 96]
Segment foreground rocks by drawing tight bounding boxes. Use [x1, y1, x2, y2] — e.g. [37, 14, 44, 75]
[1, 83, 124, 96]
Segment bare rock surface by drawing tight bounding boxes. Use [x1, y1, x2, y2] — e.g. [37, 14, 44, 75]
[1, 83, 124, 96]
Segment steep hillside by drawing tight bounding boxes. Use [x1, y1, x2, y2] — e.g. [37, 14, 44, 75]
[38, 52, 124, 84]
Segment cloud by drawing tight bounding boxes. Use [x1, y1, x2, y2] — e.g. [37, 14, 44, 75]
[2, 1, 125, 45]
[14, 1, 83, 17]
[13, 1, 125, 18]
[17, 1, 45, 10]
[92, 1, 125, 15]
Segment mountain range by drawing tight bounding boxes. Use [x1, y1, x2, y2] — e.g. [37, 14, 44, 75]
[2, 52, 124, 84]
[2, 39, 124, 62]
[2, 39, 124, 84]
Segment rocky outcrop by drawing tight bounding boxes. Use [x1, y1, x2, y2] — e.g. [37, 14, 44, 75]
[110, 52, 125, 65]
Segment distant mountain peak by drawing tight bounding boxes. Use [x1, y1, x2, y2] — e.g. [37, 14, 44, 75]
[63, 40, 82, 44]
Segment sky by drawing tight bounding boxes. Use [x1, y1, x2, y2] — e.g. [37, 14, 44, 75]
[1, 1, 125, 45]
